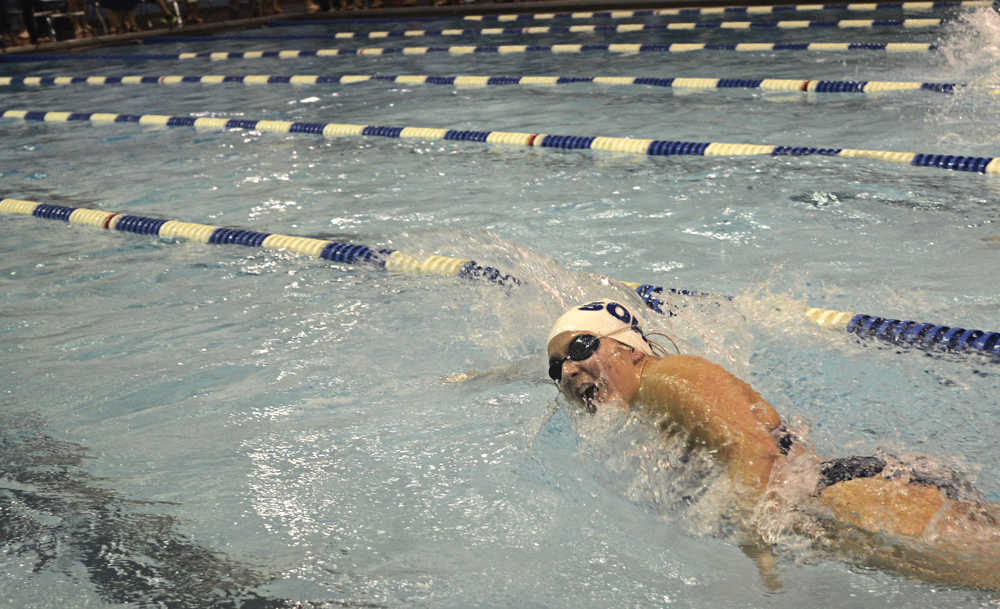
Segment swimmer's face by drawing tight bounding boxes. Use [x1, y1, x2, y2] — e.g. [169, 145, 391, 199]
[547, 331, 644, 412]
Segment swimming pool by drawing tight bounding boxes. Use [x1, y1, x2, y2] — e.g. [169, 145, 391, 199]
[2, 3, 999, 607]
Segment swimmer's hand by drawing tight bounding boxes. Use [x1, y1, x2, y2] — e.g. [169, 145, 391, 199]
[739, 541, 783, 593]
[441, 356, 545, 385]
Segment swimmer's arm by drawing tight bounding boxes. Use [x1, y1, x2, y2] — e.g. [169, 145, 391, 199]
[441, 356, 542, 385]
[637, 355, 782, 496]
[739, 540, 783, 592]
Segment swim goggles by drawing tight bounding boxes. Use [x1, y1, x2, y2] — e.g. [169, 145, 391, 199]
[548, 334, 601, 382]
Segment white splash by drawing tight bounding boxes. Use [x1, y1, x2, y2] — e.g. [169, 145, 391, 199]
[926, 7, 1000, 147]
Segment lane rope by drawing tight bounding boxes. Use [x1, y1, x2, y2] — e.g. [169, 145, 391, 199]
[148, 18, 945, 44]
[3, 197, 996, 359]
[264, 1, 993, 26]
[0, 73, 970, 94]
[457, 1, 994, 21]
[0, 41, 938, 63]
[2, 108, 996, 174]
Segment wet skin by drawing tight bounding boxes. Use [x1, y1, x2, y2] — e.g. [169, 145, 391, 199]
[549, 330, 781, 498]
[547, 330, 1000, 591]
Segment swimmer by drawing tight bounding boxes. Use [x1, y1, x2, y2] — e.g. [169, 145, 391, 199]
[547, 299, 1000, 592]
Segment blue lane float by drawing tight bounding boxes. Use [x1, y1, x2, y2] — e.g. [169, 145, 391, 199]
[141, 18, 945, 45]
[2, 109, 996, 175]
[846, 315, 1000, 355]
[0, 73, 967, 95]
[0, 41, 938, 63]
[2, 197, 997, 360]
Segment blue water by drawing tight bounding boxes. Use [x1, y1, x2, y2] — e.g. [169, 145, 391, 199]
[2, 6, 999, 608]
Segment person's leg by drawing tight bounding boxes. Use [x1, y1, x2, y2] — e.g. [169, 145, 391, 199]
[184, 0, 199, 22]
[19, 0, 37, 43]
[819, 477, 943, 537]
[105, 8, 121, 32]
[124, 4, 136, 30]
[150, 0, 174, 25]
[70, 0, 92, 36]
[818, 477, 1000, 590]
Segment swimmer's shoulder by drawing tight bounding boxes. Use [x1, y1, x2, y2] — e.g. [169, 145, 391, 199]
[641, 353, 736, 387]
[639, 354, 780, 427]
[636, 354, 732, 409]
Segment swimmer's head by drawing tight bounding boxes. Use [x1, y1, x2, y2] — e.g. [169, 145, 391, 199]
[546, 299, 654, 357]
[546, 300, 654, 411]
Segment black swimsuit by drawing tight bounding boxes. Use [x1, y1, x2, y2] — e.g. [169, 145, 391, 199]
[816, 455, 889, 493]
[774, 426, 962, 500]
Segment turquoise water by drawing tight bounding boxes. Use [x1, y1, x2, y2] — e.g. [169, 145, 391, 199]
[2, 6, 999, 608]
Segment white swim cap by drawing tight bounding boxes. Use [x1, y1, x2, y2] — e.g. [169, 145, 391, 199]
[547, 299, 654, 356]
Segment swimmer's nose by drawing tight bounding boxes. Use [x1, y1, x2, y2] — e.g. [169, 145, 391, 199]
[560, 359, 585, 381]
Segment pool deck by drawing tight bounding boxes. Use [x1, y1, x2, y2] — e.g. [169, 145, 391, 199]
[1, 0, 848, 56]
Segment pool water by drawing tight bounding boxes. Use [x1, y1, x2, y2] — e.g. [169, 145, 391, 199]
[2, 5, 999, 608]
